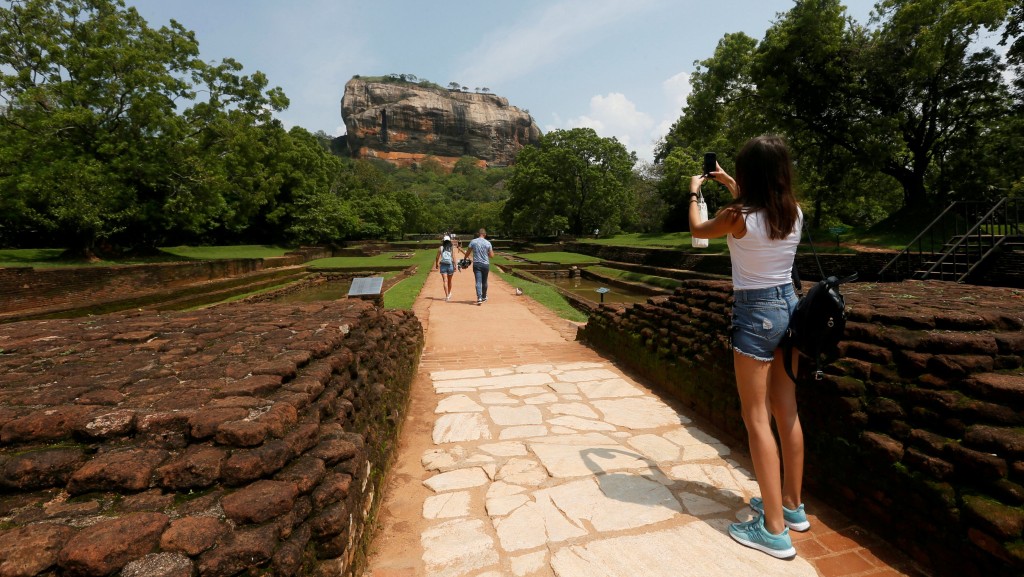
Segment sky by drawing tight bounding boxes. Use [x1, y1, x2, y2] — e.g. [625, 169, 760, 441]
[123, 0, 886, 163]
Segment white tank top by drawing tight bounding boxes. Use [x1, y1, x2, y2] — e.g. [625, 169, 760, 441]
[727, 208, 802, 290]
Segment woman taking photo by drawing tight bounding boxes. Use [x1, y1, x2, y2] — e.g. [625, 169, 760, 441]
[689, 135, 808, 559]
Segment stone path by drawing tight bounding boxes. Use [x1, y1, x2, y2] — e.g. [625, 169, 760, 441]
[365, 270, 925, 577]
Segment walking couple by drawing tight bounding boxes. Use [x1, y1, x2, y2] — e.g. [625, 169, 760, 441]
[433, 228, 494, 305]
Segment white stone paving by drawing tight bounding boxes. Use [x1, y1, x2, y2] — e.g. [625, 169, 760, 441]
[419, 361, 818, 577]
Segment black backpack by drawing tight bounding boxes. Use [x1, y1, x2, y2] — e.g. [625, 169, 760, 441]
[782, 228, 858, 382]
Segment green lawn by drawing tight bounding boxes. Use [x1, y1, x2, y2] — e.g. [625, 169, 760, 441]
[504, 251, 602, 265]
[160, 245, 292, 259]
[579, 232, 729, 253]
[494, 270, 588, 323]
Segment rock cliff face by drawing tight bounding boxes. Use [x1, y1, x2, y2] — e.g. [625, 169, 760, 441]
[340, 77, 541, 169]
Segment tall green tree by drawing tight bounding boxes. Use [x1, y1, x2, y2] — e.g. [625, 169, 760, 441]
[0, 0, 287, 255]
[503, 128, 636, 237]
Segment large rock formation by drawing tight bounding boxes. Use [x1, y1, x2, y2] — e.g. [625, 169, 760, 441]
[340, 77, 542, 169]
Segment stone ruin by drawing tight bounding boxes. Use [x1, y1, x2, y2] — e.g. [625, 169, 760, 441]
[0, 300, 423, 576]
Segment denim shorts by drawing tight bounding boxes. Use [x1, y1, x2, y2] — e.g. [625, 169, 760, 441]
[439, 262, 454, 275]
[731, 284, 798, 362]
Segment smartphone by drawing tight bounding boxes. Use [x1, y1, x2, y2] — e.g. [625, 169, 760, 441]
[703, 152, 717, 177]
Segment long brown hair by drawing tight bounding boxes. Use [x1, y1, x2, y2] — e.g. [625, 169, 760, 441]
[729, 135, 800, 240]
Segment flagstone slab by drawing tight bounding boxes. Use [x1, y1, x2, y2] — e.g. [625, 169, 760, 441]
[553, 362, 604, 371]
[514, 363, 555, 373]
[478, 441, 529, 457]
[628, 434, 682, 462]
[509, 386, 550, 397]
[424, 491, 472, 519]
[678, 491, 731, 516]
[499, 425, 548, 440]
[435, 394, 484, 413]
[553, 369, 620, 383]
[547, 416, 616, 432]
[489, 405, 543, 426]
[493, 495, 587, 552]
[433, 413, 492, 444]
[511, 551, 547, 577]
[435, 373, 553, 393]
[421, 518, 499, 577]
[549, 522, 818, 577]
[530, 440, 649, 478]
[549, 403, 597, 418]
[576, 378, 644, 399]
[495, 457, 549, 486]
[543, 475, 681, 532]
[424, 468, 490, 493]
[479, 392, 518, 405]
[523, 393, 559, 405]
[592, 397, 687, 429]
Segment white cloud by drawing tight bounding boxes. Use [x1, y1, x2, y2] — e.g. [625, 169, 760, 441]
[456, 0, 663, 86]
[546, 68, 692, 163]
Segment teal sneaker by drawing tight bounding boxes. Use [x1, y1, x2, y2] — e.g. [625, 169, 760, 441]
[728, 515, 796, 559]
[749, 496, 810, 532]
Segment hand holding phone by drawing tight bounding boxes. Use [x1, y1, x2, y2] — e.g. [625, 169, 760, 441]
[703, 152, 717, 177]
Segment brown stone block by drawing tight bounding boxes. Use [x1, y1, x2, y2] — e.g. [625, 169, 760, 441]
[160, 515, 229, 555]
[966, 528, 1016, 565]
[156, 446, 226, 490]
[112, 331, 157, 342]
[57, 512, 168, 576]
[119, 489, 174, 513]
[206, 395, 264, 409]
[136, 411, 192, 438]
[964, 425, 1024, 459]
[222, 479, 299, 524]
[187, 407, 248, 440]
[945, 442, 1008, 481]
[120, 552, 193, 577]
[222, 439, 290, 485]
[275, 456, 327, 494]
[307, 438, 358, 465]
[73, 409, 137, 440]
[215, 420, 269, 447]
[312, 473, 352, 508]
[272, 524, 312, 577]
[918, 332, 999, 355]
[259, 402, 298, 437]
[196, 524, 278, 577]
[308, 500, 348, 537]
[904, 448, 955, 480]
[0, 447, 87, 490]
[1, 405, 96, 444]
[74, 388, 125, 405]
[283, 422, 321, 458]
[252, 360, 298, 379]
[0, 523, 76, 576]
[966, 372, 1024, 405]
[67, 448, 170, 495]
[963, 495, 1024, 540]
[861, 431, 904, 464]
[213, 374, 282, 398]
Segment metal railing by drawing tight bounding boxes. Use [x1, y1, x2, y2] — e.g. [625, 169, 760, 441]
[878, 198, 1022, 282]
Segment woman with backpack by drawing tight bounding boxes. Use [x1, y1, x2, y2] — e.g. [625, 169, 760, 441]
[433, 235, 456, 301]
[689, 135, 807, 559]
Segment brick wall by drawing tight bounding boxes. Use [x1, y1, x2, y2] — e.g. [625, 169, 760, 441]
[0, 300, 423, 577]
[580, 279, 1024, 577]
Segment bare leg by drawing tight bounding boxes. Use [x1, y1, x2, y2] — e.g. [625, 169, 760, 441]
[769, 348, 803, 509]
[439, 272, 449, 298]
[445, 274, 453, 298]
[734, 352, 786, 535]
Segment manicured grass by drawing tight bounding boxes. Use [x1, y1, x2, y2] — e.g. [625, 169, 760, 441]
[307, 251, 429, 268]
[0, 248, 67, 268]
[494, 270, 588, 323]
[586, 266, 682, 291]
[507, 252, 602, 265]
[160, 245, 292, 259]
[579, 232, 729, 253]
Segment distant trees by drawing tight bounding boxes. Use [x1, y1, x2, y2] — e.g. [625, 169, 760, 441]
[503, 128, 636, 237]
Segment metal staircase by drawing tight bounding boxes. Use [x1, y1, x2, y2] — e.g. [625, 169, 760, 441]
[878, 198, 1022, 282]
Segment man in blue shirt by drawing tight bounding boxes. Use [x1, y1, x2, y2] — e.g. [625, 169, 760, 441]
[466, 228, 494, 305]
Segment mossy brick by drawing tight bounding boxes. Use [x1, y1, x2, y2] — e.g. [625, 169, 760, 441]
[966, 373, 1024, 405]
[918, 332, 999, 355]
[964, 426, 1024, 459]
[963, 495, 1024, 540]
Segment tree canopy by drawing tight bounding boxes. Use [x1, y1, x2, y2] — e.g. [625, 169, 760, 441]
[503, 128, 637, 237]
[657, 0, 1022, 232]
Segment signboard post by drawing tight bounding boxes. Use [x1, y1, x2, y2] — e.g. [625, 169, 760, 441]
[347, 277, 384, 306]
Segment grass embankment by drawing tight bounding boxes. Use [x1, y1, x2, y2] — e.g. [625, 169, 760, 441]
[308, 251, 434, 310]
[0, 245, 293, 268]
[502, 251, 601, 265]
[586, 265, 682, 291]
[493, 270, 588, 323]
